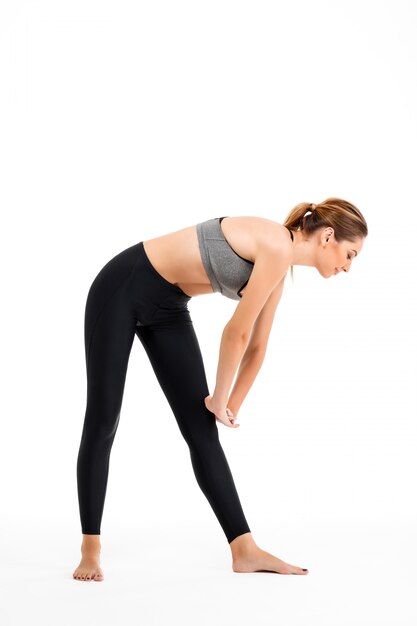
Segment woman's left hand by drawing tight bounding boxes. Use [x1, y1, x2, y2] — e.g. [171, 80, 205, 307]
[204, 395, 240, 428]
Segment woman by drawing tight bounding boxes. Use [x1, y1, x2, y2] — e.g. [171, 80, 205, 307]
[73, 197, 367, 581]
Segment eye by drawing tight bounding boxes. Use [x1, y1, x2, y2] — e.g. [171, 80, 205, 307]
[347, 255, 352, 261]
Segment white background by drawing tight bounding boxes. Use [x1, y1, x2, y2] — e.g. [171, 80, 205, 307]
[1, 1, 416, 624]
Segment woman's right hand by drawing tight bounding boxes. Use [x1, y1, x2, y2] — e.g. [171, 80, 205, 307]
[204, 395, 240, 428]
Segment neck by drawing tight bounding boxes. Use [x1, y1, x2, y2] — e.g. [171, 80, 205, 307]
[289, 229, 317, 268]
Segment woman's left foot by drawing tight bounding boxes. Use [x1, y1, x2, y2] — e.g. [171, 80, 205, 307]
[232, 547, 309, 575]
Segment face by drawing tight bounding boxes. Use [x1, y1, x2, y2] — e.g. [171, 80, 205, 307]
[316, 227, 364, 278]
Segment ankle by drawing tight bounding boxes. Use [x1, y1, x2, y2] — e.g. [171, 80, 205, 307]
[81, 534, 101, 553]
[230, 532, 258, 559]
[81, 545, 101, 557]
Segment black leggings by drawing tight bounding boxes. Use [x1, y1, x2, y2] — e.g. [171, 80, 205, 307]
[76, 241, 251, 544]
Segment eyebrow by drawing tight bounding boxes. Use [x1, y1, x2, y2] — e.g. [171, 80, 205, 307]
[351, 250, 358, 257]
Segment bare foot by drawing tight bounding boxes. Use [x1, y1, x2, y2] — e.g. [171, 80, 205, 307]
[73, 555, 104, 581]
[73, 535, 104, 581]
[233, 546, 309, 575]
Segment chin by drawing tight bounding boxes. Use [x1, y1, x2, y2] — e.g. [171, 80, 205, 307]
[317, 267, 331, 279]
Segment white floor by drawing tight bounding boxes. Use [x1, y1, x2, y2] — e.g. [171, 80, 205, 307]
[0, 521, 416, 626]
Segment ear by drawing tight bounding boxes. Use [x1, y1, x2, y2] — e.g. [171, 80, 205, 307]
[322, 227, 333, 244]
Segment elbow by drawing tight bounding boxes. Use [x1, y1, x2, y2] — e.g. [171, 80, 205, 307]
[247, 344, 267, 357]
[223, 323, 250, 345]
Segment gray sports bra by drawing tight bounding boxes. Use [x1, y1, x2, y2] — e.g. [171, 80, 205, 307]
[196, 216, 294, 301]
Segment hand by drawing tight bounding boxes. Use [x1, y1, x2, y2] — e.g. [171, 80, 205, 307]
[204, 395, 240, 428]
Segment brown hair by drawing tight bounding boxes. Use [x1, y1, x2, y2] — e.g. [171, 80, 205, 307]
[282, 197, 368, 282]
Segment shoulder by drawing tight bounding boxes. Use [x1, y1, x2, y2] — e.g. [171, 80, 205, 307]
[246, 216, 292, 259]
[228, 215, 292, 259]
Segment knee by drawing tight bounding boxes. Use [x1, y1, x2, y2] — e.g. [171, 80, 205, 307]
[182, 411, 220, 450]
[81, 408, 121, 445]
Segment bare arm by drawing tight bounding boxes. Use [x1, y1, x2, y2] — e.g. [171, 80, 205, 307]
[207, 242, 290, 425]
[212, 327, 250, 406]
[226, 348, 266, 416]
[227, 278, 285, 415]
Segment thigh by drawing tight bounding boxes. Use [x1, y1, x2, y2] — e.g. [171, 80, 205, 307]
[135, 309, 215, 441]
[84, 242, 141, 367]
[86, 291, 137, 420]
[83, 244, 140, 426]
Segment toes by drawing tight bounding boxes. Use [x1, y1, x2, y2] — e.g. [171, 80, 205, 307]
[73, 564, 104, 581]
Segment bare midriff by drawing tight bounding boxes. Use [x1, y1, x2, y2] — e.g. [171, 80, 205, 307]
[142, 225, 214, 298]
[142, 216, 286, 298]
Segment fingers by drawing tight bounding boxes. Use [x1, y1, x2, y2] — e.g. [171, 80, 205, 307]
[223, 419, 240, 428]
[216, 416, 238, 428]
[211, 403, 240, 428]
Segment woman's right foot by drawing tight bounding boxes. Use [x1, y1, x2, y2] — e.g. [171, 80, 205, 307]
[232, 546, 309, 575]
[73, 535, 104, 581]
[230, 533, 308, 575]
